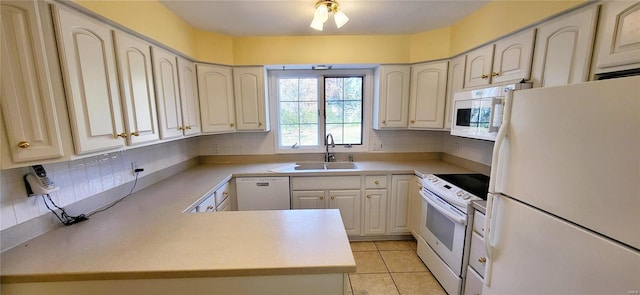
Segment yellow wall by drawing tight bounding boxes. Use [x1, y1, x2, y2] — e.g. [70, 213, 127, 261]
[71, 0, 587, 65]
[231, 35, 412, 65]
[409, 27, 451, 63]
[449, 0, 589, 55]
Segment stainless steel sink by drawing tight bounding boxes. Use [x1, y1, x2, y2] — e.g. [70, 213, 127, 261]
[294, 162, 358, 170]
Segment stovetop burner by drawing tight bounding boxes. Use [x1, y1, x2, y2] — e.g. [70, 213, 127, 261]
[434, 173, 490, 200]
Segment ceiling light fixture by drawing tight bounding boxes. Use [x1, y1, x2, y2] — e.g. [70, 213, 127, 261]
[310, 0, 349, 31]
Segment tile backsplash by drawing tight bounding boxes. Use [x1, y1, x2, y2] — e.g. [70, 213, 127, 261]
[0, 138, 198, 231]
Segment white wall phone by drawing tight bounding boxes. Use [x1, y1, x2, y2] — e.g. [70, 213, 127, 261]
[25, 165, 59, 196]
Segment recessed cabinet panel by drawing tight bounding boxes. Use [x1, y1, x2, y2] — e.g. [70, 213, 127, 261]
[113, 32, 159, 145]
[363, 189, 387, 235]
[152, 47, 183, 140]
[233, 67, 268, 131]
[330, 190, 361, 236]
[292, 191, 326, 209]
[388, 175, 412, 234]
[492, 29, 535, 83]
[53, 6, 125, 154]
[1, 0, 66, 162]
[197, 64, 236, 133]
[409, 61, 448, 129]
[177, 57, 201, 136]
[595, 1, 640, 72]
[531, 5, 598, 87]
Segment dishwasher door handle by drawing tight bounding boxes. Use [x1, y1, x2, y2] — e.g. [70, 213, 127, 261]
[256, 182, 270, 186]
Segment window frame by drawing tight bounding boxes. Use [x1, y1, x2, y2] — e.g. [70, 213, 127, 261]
[268, 68, 373, 154]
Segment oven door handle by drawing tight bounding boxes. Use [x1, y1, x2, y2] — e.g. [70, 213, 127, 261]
[420, 190, 467, 225]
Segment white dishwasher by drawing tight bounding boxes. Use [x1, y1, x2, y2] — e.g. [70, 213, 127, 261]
[235, 177, 291, 210]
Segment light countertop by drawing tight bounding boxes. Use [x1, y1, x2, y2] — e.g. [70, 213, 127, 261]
[0, 160, 473, 284]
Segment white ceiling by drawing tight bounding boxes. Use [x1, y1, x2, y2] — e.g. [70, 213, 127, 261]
[159, 0, 490, 36]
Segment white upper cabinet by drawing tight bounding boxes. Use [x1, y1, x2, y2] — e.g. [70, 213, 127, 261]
[197, 64, 236, 133]
[233, 67, 269, 132]
[409, 61, 448, 129]
[177, 57, 201, 136]
[1, 0, 70, 164]
[531, 4, 598, 87]
[151, 46, 184, 140]
[465, 29, 535, 87]
[113, 31, 160, 145]
[465, 45, 495, 88]
[53, 6, 126, 154]
[373, 65, 411, 129]
[445, 55, 466, 130]
[594, 1, 640, 73]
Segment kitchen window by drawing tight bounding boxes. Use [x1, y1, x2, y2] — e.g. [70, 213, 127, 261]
[269, 69, 372, 153]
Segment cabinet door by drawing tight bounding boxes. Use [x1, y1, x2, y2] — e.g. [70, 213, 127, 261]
[594, 1, 640, 72]
[329, 190, 362, 236]
[491, 29, 535, 83]
[151, 46, 183, 140]
[465, 45, 494, 88]
[291, 190, 326, 209]
[1, 0, 66, 162]
[374, 65, 410, 129]
[388, 175, 412, 234]
[233, 67, 268, 131]
[197, 64, 236, 133]
[408, 61, 448, 129]
[113, 31, 159, 145]
[363, 189, 387, 235]
[445, 55, 466, 130]
[53, 6, 125, 154]
[463, 266, 484, 295]
[177, 57, 201, 136]
[409, 177, 422, 238]
[531, 5, 598, 87]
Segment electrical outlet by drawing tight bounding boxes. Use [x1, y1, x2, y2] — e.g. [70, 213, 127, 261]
[131, 161, 139, 176]
[371, 142, 383, 151]
[211, 144, 220, 154]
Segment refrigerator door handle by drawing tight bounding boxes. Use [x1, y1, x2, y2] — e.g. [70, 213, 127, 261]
[484, 193, 500, 286]
[489, 90, 514, 194]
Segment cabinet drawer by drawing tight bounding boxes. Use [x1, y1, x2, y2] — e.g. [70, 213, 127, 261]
[463, 266, 483, 295]
[291, 176, 361, 190]
[198, 194, 216, 212]
[214, 182, 231, 206]
[216, 196, 231, 212]
[473, 210, 485, 237]
[365, 175, 387, 188]
[469, 231, 487, 278]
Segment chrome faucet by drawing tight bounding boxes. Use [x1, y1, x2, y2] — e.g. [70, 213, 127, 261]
[325, 133, 335, 162]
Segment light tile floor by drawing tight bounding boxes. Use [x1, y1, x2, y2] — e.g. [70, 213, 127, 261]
[348, 240, 447, 295]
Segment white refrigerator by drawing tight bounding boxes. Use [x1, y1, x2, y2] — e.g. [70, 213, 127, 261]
[484, 76, 640, 294]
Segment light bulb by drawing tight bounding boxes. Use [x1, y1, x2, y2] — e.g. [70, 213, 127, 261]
[334, 10, 349, 28]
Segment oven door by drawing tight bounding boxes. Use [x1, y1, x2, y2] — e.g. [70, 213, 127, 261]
[419, 188, 468, 276]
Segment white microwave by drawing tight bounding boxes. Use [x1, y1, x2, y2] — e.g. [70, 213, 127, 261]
[451, 83, 531, 141]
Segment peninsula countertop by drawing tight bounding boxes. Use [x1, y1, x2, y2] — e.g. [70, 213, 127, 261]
[0, 159, 473, 284]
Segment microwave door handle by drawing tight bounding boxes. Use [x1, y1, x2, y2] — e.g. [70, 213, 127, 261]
[421, 191, 467, 225]
[488, 97, 502, 133]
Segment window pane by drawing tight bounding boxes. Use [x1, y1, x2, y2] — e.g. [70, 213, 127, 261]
[280, 124, 299, 146]
[300, 102, 318, 124]
[300, 124, 318, 146]
[279, 79, 299, 102]
[344, 101, 362, 123]
[326, 100, 344, 124]
[299, 78, 318, 101]
[324, 76, 363, 145]
[280, 102, 299, 125]
[343, 123, 362, 143]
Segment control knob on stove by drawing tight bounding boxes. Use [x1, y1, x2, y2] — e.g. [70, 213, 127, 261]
[456, 191, 464, 197]
[462, 193, 471, 200]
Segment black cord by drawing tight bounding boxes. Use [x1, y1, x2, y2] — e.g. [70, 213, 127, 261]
[42, 194, 87, 226]
[87, 170, 140, 217]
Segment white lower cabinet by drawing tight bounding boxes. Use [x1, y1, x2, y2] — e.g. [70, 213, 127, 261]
[409, 176, 422, 238]
[463, 266, 484, 295]
[388, 175, 412, 234]
[363, 189, 387, 235]
[291, 176, 362, 236]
